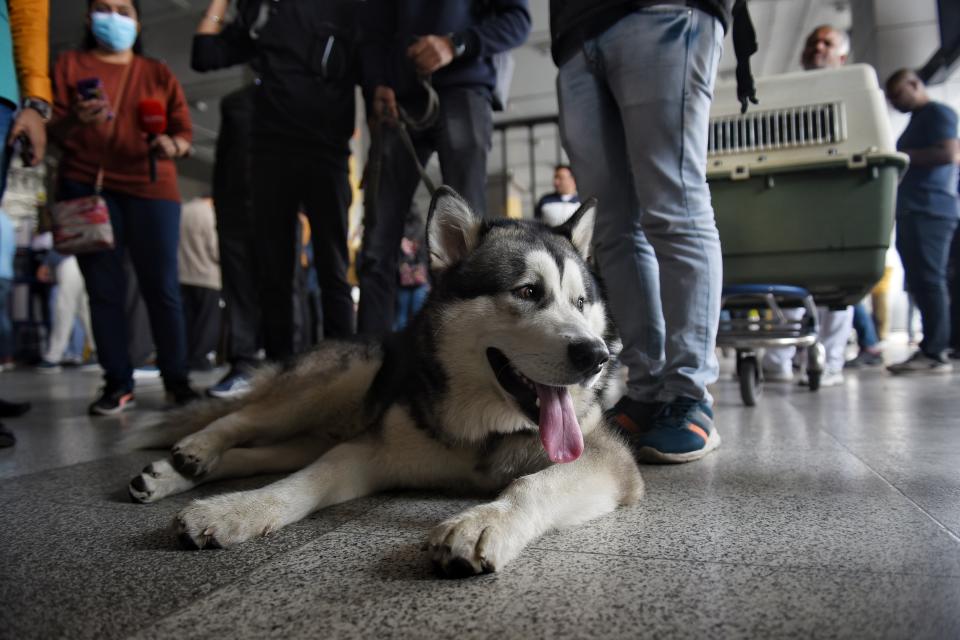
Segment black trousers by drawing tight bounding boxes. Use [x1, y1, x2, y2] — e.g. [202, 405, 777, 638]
[180, 284, 222, 370]
[216, 200, 261, 370]
[252, 150, 354, 361]
[357, 86, 493, 338]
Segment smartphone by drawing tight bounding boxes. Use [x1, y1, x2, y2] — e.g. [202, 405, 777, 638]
[13, 133, 34, 166]
[77, 77, 103, 101]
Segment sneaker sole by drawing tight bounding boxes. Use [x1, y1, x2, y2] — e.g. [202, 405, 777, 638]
[89, 398, 136, 417]
[206, 387, 251, 400]
[887, 367, 953, 375]
[635, 429, 721, 464]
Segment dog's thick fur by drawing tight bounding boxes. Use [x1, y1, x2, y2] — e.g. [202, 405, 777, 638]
[128, 187, 643, 577]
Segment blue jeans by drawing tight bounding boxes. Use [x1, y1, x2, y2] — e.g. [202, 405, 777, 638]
[558, 6, 724, 404]
[0, 101, 15, 198]
[393, 284, 429, 332]
[896, 212, 959, 359]
[60, 179, 188, 391]
[852, 302, 879, 350]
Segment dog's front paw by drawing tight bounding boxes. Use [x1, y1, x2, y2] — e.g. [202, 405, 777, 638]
[174, 493, 273, 550]
[129, 458, 196, 503]
[170, 432, 223, 477]
[425, 503, 523, 578]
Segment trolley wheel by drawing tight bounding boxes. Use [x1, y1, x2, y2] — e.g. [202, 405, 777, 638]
[807, 370, 822, 391]
[738, 356, 762, 406]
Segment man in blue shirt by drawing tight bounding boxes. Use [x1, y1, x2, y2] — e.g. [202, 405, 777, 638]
[885, 69, 960, 374]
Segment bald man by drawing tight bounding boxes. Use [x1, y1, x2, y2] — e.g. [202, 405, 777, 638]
[800, 24, 848, 71]
[885, 69, 959, 374]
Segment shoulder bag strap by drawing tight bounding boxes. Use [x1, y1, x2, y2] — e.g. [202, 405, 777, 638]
[94, 57, 136, 194]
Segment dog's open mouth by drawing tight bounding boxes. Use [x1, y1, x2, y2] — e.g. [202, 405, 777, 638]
[486, 348, 584, 464]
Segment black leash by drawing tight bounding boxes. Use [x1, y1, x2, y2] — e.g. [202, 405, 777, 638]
[362, 76, 440, 201]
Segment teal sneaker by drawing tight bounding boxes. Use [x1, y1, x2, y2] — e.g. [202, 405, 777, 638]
[610, 396, 720, 464]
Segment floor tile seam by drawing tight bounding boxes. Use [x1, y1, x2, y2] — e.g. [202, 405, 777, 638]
[522, 545, 960, 579]
[818, 429, 960, 544]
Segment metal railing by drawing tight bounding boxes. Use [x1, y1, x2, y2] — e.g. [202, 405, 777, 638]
[493, 114, 561, 216]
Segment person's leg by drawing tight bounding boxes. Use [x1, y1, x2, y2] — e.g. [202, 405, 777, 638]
[435, 87, 493, 217]
[558, 35, 665, 406]
[122, 194, 191, 388]
[819, 306, 853, 375]
[762, 307, 804, 380]
[69, 181, 134, 393]
[125, 257, 155, 367]
[252, 152, 301, 361]
[907, 215, 958, 359]
[357, 127, 432, 337]
[872, 266, 893, 340]
[43, 258, 84, 363]
[0, 102, 14, 198]
[214, 204, 260, 371]
[602, 6, 724, 404]
[561, 7, 723, 462]
[851, 302, 880, 351]
[180, 284, 202, 368]
[949, 226, 960, 354]
[393, 288, 412, 332]
[0, 278, 12, 362]
[182, 284, 221, 369]
[302, 155, 354, 339]
[889, 214, 957, 373]
[845, 300, 882, 368]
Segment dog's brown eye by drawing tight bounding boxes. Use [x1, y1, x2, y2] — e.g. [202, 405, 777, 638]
[515, 285, 536, 300]
[577, 296, 585, 311]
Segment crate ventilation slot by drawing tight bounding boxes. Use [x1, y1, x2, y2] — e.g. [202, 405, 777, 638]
[708, 102, 847, 156]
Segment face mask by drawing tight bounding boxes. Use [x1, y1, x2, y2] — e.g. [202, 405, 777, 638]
[90, 12, 139, 52]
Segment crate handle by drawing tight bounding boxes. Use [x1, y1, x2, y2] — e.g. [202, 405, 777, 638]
[847, 153, 867, 169]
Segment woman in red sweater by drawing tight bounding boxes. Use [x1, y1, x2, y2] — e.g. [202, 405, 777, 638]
[50, 0, 199, 415]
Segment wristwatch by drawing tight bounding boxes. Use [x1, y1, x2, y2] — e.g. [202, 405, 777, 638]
[22, 97, 52, 121]
[449, 32, 467, 59]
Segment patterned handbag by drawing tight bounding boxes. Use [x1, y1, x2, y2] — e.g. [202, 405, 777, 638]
[51, 59, 134, 254]
[51, 194, 114, 254]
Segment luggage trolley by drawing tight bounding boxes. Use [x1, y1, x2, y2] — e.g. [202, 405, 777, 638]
[706, 65, 909, 406]
[718, 284, 825, 406]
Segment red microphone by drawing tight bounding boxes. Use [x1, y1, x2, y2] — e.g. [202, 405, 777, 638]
[137, 99, 167, 182]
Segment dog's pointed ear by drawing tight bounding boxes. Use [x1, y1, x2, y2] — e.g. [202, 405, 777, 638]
[427, 186, 483, 271]
[555, 197, 597, 259]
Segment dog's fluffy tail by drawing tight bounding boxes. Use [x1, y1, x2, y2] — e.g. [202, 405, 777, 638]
[118, 398, 245, 451]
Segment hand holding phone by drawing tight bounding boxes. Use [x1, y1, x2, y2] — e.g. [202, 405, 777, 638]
[77, 78, 103, 101]
[75, 77, 110, 124]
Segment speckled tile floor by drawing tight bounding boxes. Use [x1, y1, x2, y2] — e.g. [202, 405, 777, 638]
[1, 345, 959, 639]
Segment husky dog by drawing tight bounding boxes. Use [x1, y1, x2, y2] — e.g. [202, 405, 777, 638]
[128, 186, 643, 577]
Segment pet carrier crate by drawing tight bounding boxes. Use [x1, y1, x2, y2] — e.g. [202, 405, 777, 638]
[707, 64, 909, 309]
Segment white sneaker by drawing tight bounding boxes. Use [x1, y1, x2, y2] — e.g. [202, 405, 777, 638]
[763, 369, 794, 383]
[887, 351, 953, 375]
[799, 369, 844, 387]
[819, 369, 845, 387]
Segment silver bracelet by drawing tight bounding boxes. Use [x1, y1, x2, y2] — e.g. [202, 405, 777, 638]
[204, 14, 222, 23]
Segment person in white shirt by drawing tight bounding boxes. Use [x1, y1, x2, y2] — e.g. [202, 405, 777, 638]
[534, 164, 581, 227]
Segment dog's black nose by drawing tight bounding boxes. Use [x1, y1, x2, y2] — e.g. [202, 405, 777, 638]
[568, 339, 609, 374]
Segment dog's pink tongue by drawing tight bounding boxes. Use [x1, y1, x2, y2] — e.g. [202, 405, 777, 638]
[535, 383, 584, 463]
